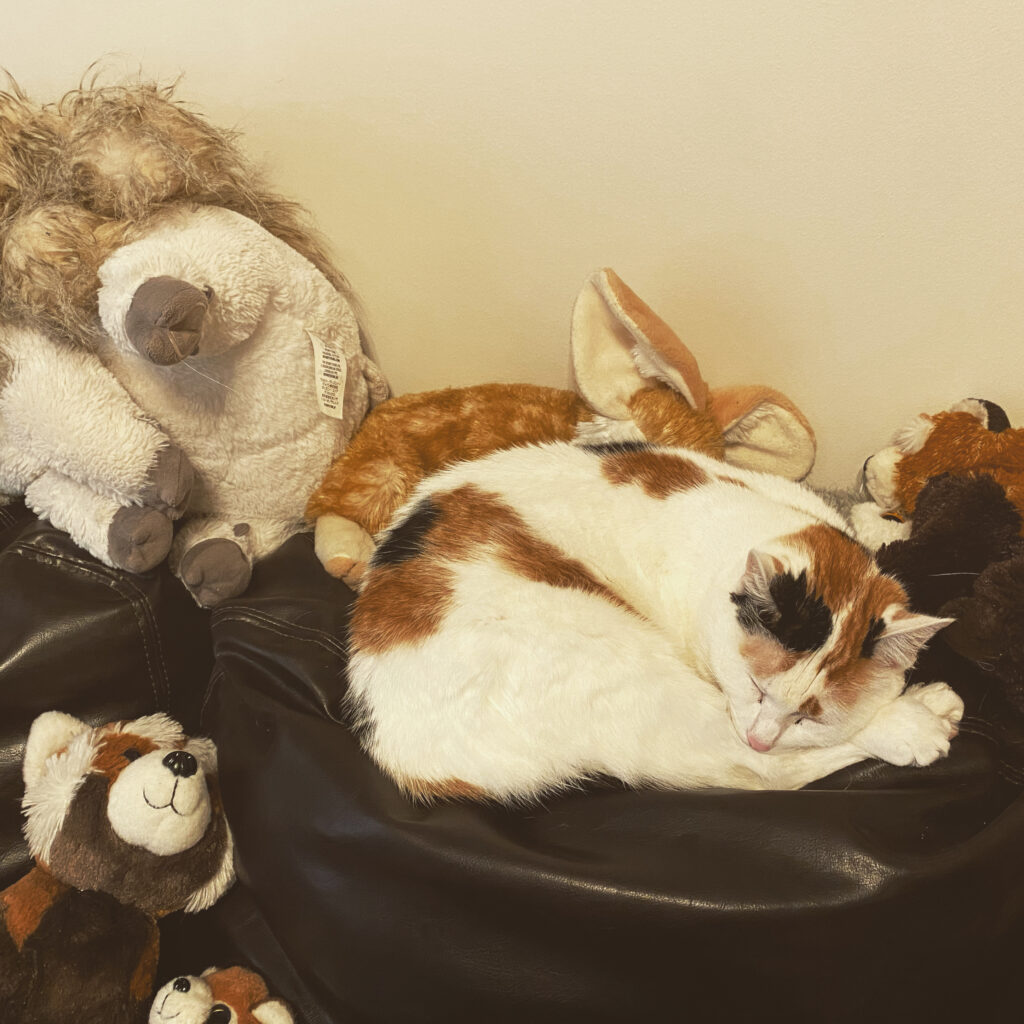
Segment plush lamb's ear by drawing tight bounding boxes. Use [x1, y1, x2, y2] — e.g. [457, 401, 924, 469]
[872, 607, 954, 669]
[708, 386, 817, 481]
[570, 268, 709, 420]
[23, 711, 90, 788]
[253, 1000, 295, 1024]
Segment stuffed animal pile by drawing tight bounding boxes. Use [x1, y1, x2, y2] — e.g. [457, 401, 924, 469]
[0, 712, 235, 1021]
[852, 399, 1024, 767]
[0, 79, 388, 605]
[307, 267, 820, 583]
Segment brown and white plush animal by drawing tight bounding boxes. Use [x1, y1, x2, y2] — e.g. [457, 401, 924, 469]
[0, 712, 235, 1023]
[149, 967, 294, 1024]
[852, 398, 1024, 550]
[308, 267, 817, 583]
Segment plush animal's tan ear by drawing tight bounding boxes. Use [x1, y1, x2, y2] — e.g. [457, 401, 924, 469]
[708, 386, 817, 481]
[253, 999, 296, 1024]
[570, 268, 709, 420]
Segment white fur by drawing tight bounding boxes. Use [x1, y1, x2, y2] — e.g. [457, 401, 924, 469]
[892, 413, 935, 455]
[349, 443, 961, 801]
[96, 206, 387, 567]
[149, 975, 214, 1024]
[22, 722, 100, 861]
[107, 747, 212, 856]
[862, 445, 904, 510]
[849, 500, 911, 551]
[0, 325, 171, 563]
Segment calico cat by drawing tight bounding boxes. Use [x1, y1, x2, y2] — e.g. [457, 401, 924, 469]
[346, 440, 962, 803]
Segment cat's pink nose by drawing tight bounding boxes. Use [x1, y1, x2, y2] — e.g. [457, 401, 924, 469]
[746, 731, 773, 752]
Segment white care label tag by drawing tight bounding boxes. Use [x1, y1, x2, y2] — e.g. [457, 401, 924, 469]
[308, 331, 348, 419]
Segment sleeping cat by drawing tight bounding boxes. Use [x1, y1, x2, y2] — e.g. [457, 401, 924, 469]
[345, 440, 962, 803]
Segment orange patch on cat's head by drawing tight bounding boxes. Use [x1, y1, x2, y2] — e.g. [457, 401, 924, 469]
[788, 523, 909, 695]
[741, 634, 799, 678]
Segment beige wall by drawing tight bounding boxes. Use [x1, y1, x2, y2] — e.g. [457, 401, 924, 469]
[7, 1, 1024, 486]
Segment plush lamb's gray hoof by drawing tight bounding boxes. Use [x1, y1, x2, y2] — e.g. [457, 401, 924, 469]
[125, 276, 209, 365]
[108, 506, 174, 573]
[179, 538, 252, 607]
[140, 444, 194, 519]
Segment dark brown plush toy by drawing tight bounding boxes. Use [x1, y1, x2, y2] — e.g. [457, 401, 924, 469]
[0, 712, 235, 1023]
[875, 473, 1024, 747]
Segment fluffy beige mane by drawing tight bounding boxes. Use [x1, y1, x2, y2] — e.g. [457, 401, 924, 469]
[0, 72, 361, 353]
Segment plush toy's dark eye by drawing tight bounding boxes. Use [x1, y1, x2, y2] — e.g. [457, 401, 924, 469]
[207, 1006, 232, 1024]
[123, 747, 142, 762]
[173, 977, 191, 993]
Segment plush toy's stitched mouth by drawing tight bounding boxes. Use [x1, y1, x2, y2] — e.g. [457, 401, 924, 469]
[143, 779, 192, 816]
[155, 991, 181, 1019]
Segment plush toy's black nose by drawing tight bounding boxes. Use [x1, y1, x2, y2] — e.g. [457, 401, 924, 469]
[173, 977, 191, 993]
[163, 750, 198, 778]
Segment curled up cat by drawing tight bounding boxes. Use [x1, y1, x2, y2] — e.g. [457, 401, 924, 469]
[345, 440, 963, 804]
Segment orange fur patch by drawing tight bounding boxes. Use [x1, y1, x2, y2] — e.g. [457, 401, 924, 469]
[349, 559, 455, 655]
[626, 385, 725, 454]
[129, 917, 160, 1002]
[207, 967, 271, 1020]
[0, 865, 66, 951]
[306, 383, 589, 532]
[741, 634, 799, 678]
[789, 524, 908, 699]
[350, 484, 638, 655]
[398, 776, 488, 803]
[600, 448, 711, 498]
[799, 696, 823, 719]
[92, 732, 160, 782]
[895, 412, 1024, 529]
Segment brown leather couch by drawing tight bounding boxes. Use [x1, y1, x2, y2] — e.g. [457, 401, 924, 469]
[3, 502, 1024, 1023]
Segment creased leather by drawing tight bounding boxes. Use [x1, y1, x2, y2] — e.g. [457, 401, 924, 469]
[205, 535, 1024, 1024]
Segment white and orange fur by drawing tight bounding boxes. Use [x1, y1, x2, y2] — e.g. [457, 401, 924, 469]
[310, 268, 818, 584]
[346, 440, 963, 804]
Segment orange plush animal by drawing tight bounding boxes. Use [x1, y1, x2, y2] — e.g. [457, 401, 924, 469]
[149, 967, 293, 1024]
[854, 399, 1024, 549]
[308, 268, 817, 583]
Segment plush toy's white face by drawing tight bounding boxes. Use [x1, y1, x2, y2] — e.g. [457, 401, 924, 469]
[150, 970, 294, 1024]
[20, 711, 236, 914]
[107, 736, 216, 856]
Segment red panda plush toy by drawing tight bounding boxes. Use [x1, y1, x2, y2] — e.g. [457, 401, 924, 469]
[149, 967, 294, 1024]
[0, 712, 235, 1023]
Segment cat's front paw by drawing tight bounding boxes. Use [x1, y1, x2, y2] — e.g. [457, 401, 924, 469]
[856, 682, 964, 767]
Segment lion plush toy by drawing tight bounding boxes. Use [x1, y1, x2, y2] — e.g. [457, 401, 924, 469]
[149, 967, 294, 1024]
[307, 267, 818, 583]
[0, 712, 235, 1023]
[0, 79, 388, 605]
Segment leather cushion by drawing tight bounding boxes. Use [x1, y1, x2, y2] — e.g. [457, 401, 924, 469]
[206, 535, 1024, 1024]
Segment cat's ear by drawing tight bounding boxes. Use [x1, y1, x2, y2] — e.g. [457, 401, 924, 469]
[570, 268, 709, 420]
[872, 607, 954, 668]
[738, 549, 784, 605]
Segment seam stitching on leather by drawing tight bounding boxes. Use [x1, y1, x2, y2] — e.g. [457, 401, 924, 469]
[9, 541, 168, 708]
[211, 608, 349, 659]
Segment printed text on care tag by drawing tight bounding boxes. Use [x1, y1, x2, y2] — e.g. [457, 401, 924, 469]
[308, 331, 348, 419]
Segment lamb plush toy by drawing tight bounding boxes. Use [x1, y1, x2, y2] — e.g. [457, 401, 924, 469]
[0, 80, 388, 604]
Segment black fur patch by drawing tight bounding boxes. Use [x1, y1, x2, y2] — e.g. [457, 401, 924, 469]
[732, 570, 833, 652]
[861, 617, 886, 659]
[371, 497, 441, 568]
[971, 398, 1011, 433]
[579, 440, 656, 456]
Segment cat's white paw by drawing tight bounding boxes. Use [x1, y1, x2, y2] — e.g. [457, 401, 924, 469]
[314, 514, 376, 587]
[855, 682, 964, 767]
